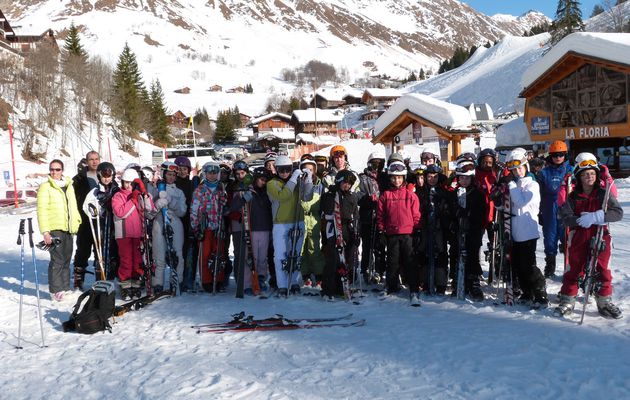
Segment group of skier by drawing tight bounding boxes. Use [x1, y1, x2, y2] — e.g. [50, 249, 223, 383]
[36, 139, 623, 320]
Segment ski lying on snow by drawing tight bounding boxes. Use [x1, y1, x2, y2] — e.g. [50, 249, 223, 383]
[196, 319, 365, 333]
[113, 291, 171, 316]
[191, 312, 354, 329]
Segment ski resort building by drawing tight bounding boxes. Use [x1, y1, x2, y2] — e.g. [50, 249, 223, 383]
[291, 108, 344, 136]
[372, 93, 479, 169]
[521, 32, 630, 176]
[247, 112, 292, 132]
[0, 9, 58, 56]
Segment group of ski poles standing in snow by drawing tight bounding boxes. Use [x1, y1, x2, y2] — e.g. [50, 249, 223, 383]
[34, 139, 623, 321]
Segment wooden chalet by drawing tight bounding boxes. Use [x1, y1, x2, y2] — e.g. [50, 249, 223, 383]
[362, 88, 401, 109]
[174, 87, 191, 94]
[227, 86, 245, 93]
[310, 88, 345, 109]
[167, 110, 188, 129]
[520, 33, 630, 176]
[0, 9, 58, 55]
[208, 84, 222, 92]
[239, 113, 251, 128]
[372, 94, 479, 169]
[248, 112, 292, 132]
[291, 108, 344, 135]
[361, 109, 385, 121]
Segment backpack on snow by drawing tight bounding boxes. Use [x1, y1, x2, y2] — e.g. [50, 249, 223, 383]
[62, 281, 115, 334]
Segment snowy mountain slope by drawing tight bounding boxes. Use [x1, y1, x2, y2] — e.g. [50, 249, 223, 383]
[586, 1, 630, 32]
[404, 33, 550, 114]
[0, 1, 548, 117]
[1, 178, 629, 399]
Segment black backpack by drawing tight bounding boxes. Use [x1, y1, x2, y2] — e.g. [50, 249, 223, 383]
[62, 281, 115, 334]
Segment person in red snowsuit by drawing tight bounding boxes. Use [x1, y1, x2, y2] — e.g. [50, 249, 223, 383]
[556, 153, 623, 319]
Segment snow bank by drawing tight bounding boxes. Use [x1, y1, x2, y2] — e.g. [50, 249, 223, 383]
[495, 117, 534, 149]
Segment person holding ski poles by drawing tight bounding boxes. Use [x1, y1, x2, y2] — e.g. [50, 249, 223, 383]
[152, 161, 187, 293]
[267, 155, 314, 297]
[227, 160, 254, 294]
[377, 161, 421, 306]
[450, 154, 485, 301]
[37, 159, 82, 301]
[298, 155, 325, 291]
[502, 148, 548, 307]
[112, 168, 156, 300]
[538, 140, 573, 277]
[174, 155, 200, 292]
[475, 148, 499, 261]
[320, 170, 360, 301]
[191, 162, 229, 292]
[556, 153, 623, 319]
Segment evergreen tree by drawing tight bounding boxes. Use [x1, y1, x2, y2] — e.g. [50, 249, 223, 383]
[591, 4, 605, 17]
[111, 43, 148, 139]
[288, 97, 301, 114]
[148, 79, 171, 145]
[551, 0, 585, 45]
[62, 23, 88, 83]
[232, 105, 242, 128]
[419, 68, 426, 80]
[215, 110, 236, 144]
[407, 71, 417, 82]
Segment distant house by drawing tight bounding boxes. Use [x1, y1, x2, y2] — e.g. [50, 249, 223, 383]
[310, 88, 345, 109]
[361, 109, 385, 121]
[167, 110, 188, 129]
[291, 108, 344, 135]
[362, 88, 402, 110]
[208, 84, 222, 92]
[248, 112, 292, 132]
[239, 113, 251, 127]
[227, 86, 245, 93]
[174, 87, 191, 94]
[342, 91, 364, 106]
[0, 9, 58, 55]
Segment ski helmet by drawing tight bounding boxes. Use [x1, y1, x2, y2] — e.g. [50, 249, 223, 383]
[413, 165, 427, 176]
[425, 164, 443, 174]
[275, 155, 293, 168]
[574, 152, 599, 177]
[174, 155, 191, 169]
[368, 149, 386, 162]
[330, 145, 347, 158]
[142, 166, 155, 182]
[233, 160, 249, 172]
[420, 150, 437, 161]
[477, 148, 497, 163]
[549, 140, 568, 154]
[455, 158, 475, 176]
[505, 147, 528, 170]
[121, 168, 139, 182]
[314, 155, 328, 164]
[457, 152, 477, 164]
[300, 158, 317, 170]
[125, 162, 141, 171]
[388, 152, 404, 165]
[264, 151, 277, 163]
[300, 153, 315, 162]
[97, 162, 115, 179]
[202, 161, 221, 174]
[335, 169, 357, 186]
[252, 166, 272, 180]
[387, 161, 407, 176]
[161, 161, 178, 174]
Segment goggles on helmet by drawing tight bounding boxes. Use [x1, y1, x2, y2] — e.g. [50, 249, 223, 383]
[577, 159, 597, 168]
[388, 163, 407, 173]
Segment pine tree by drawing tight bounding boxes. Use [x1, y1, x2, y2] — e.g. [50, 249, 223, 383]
[418, 68, 426, 80]
[62, 23, 88, 82]
[111, 43, 148, 140]
[148, 79, 171, 145]
[232, 105, 242, 128]
[591, 4, 605, 17]
[551, 0, 585, 45]
[215, 110, 236, 144]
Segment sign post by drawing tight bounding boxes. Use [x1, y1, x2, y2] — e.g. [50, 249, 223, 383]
[8, 123, 19, 208]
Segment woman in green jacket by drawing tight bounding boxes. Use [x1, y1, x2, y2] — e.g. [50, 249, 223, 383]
[37, 159, 82, 301]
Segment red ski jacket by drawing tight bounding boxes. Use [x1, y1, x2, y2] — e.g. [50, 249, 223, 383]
[377, 185, 421, 235]
[475, 168, 497, 229]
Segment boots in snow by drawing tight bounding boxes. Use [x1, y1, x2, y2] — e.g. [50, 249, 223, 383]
[596, 296, 623, 319]
[544, 255, 556, 278]
[554, 294, 576, 317]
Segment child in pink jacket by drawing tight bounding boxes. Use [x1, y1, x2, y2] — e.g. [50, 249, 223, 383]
[112, 168, 155, 300]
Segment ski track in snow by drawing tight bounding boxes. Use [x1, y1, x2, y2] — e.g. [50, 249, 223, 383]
[1, 185, 630, 399]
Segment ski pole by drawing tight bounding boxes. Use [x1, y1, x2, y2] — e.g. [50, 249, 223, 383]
[27, 218, 46, 347]
[16, 219, 25, 349]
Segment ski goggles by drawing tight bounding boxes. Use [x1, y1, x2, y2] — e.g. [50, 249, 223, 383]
[300, 154, 315, 161]
[457, 163, 475, 173]
[388, 163, 407, 173]
[550, 152, 567, 158]
[277, 166, 293, 174]
[163, 164, 178, 172]
[203, 165, 221, 174]
[314, 155, 328, 163]
[233, 160, 248, 171]
[331, 150, 346, 158]
[505, 159, 524, 169]
[413, 166, 427, 175]
[577, 159, 597, 168]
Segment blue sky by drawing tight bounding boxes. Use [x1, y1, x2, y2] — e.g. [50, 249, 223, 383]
[463, 0, 601, 19]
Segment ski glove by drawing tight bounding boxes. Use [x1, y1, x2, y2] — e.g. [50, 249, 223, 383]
[577, 210, 605, 228]
[130, 190, 141, 202]
[507, 181, 517, 191]
[155, 198, 169, 209]
[133, 178, 146, 194]
[289, 169, 302, 183]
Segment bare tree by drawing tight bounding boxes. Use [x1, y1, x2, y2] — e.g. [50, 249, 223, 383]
[603, 0, 628, 32]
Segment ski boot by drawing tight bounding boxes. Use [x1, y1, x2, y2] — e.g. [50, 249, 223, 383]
[596, 296, 623, 319]
[410, 292, 421, 307]
[275, 288, 288, 298]
[258, 275, 268, 292]
[554, 294, 576, 317]
[289, 284, 301, 295]
[73, 266, 86, 291]
[466, 279, 484, 302]
[532, 290, 549, 310]
[544, 255, 556, 278]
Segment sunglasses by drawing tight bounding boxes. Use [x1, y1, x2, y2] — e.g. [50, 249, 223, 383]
[100, 169, 114, 178]
[388, 164, 406, 172]
[49, 168, 62, 172]
[578, 159, 597, 168]
[506, 159, 524, 169]
[332, 151, 346, 158]
[550, 152, 566, 158]
[277, 166, 293, 174]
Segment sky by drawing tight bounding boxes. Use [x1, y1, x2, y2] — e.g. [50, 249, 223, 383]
[463, 0, 601, 19]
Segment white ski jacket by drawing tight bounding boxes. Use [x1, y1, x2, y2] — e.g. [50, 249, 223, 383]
[508, 175, 540, 243]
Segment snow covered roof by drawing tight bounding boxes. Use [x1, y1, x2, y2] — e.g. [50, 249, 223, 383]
[364, 88, 402, 98]
[314, 87, 345, 102]
[495, 117, 533, 148]
[374, 93, 473, 137]
[256, 128, 295, 141]
[292, 108, 344, 123]
[248, 112, 291, 125]
[522, 33, 630, 89]
[296, 133, 341, 145]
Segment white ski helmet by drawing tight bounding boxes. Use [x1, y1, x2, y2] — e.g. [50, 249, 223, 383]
[368, 149, 386, 162]
[275, 155, 293, 168]
[455, 159, 475, 176]
[121, 168, 139, 182]
[506, 147, 528, 170]
[141, 166, 155, 182]
[574, 152, 599, 176]
[387, 161, 407, 176]
[299, 158, 317, 169]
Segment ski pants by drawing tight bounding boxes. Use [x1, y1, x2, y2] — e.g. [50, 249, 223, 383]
[48, 230, 73, 294]
[152, 215, 184, 289]
[301, 214, 324, 276]
[561, 231, 613, 297]
[419, 252, 449, 292]
[117, 237, 143, 282]
[199, 228, 226, 289]
[251, 231, 271, 280]
[541, 200, 564, 256]
[322, 241, 356, 297]
[73, 219, 97, 277]
[385, 234, 415, 293]
[512, 239, 546, 298]
[360, 222, 386, 277]
[272, 222, 305, 289]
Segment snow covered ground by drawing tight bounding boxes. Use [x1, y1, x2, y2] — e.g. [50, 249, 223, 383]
[1, 180, 629, 399]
